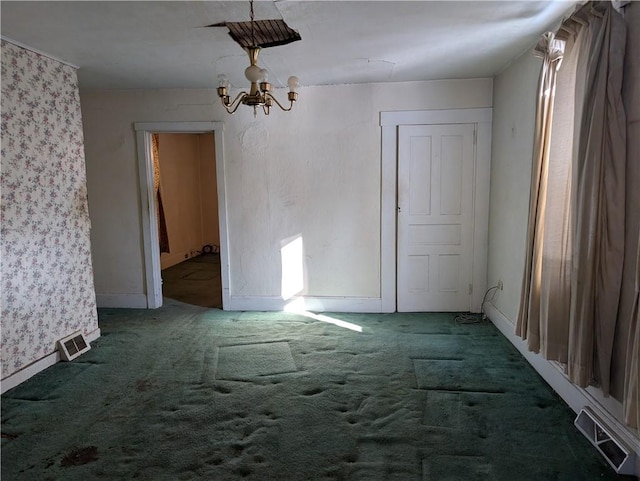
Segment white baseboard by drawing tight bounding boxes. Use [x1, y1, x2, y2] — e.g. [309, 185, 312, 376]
[1, 328, 101, 395]
[96, 293, 148, 308]
[226, 295, 386, 313]
[484, 301, 640, 477]
[160, 250, 199, 270]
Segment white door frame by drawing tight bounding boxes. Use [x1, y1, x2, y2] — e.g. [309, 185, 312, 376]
[380, 108, 492, 312]
[134, 121, 230, 309]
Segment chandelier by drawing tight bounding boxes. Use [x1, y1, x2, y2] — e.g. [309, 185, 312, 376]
[216, 0, 299, 116]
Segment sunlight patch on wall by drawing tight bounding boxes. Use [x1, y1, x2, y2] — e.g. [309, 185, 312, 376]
[280, 235, 305, 300]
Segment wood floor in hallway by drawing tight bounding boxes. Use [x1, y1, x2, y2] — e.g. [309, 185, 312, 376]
[161, 253, 222, 308]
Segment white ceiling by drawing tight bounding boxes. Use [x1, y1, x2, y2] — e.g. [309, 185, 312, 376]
[1, 1, 578, 90]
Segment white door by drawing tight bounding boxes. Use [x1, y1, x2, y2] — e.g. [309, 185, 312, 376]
[397, 123, 476, 312]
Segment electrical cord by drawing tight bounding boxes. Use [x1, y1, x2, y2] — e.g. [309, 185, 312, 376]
[454, 284, 500, 324]
[201, 244, 220, 255]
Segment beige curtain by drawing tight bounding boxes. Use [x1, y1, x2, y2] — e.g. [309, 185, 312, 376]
[619, 0, 640, 431]
[518, 1, 636, 427]
[565, 2, 627, 393]
[516, 32, 569, 359]
[624, 234, 640, 430]
[152, 134, 170, 254]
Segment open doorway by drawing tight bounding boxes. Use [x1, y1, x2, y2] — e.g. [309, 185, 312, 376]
[134, 121, 228, 310]
[152, 133, 222, 308]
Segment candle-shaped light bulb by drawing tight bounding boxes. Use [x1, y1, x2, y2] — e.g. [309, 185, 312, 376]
[287, 76, 300, 92]
[217, 74, 230, 89]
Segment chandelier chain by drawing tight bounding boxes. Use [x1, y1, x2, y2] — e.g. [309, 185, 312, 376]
[250, 0, 256, 47]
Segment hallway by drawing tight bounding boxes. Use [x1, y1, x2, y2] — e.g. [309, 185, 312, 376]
[161, 253, 222, 308]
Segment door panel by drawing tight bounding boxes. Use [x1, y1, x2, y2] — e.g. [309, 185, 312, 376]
[397, 124, 475, 312]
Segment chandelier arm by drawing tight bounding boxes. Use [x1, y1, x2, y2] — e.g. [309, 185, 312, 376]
[222, 91, 251, 114]
[264, 92, 294, 112]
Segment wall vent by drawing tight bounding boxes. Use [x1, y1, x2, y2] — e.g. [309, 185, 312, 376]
[57, 331, 91, 361]
[574, 407, 634, 475]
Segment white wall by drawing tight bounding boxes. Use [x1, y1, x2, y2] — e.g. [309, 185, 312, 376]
[81, 79, 492, 308]
[486, 52, 540, 320]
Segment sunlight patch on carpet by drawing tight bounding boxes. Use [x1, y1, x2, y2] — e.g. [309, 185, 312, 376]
[284, 298, 363, 332]
[215, 342, 297, 380]
[299, 311, 363, 333]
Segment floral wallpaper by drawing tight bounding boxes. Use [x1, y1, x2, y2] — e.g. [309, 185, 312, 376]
[1, 41, 98, 379]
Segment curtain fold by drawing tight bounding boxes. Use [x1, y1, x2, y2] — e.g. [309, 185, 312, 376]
[516, 32, 566, 354]
[567, 3, 626, 392]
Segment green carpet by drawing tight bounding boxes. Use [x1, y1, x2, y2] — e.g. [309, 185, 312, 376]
[1, 302, 634, 480]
